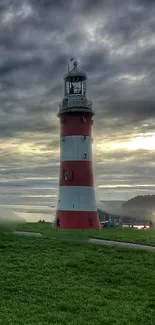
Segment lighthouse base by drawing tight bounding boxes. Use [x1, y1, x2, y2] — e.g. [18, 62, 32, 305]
[56, 210, 101, 229]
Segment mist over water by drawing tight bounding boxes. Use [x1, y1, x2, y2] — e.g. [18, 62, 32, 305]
[1, 194, 151, 225]
[0, 200, 116, 225]
[98, 200, 125, 215]
[0, 200, 123, 225]
[0, 205, 56, 224]
[1, 200, 152, 226]
[0, 206, 26, 232]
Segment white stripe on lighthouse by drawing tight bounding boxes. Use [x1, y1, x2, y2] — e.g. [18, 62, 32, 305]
[60, 135, 92, 161]
[57, 186, 97, 211]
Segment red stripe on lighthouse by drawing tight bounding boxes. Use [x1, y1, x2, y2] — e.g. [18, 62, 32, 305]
[60, 113, 93, 137]
[59, 161, 94, 186]
[56, 210, 100, 229]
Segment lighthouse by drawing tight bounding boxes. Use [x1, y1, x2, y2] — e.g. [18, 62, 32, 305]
[56, 59, 100, 229]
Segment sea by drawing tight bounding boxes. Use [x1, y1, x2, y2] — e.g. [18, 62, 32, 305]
[0, 201, 124, 224]
[0, 204, 56, 223]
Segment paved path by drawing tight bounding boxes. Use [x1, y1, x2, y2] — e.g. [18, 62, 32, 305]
[8, 231, 155, 251]
[12, 231, 44, 237]
[89, 238, 155, 251]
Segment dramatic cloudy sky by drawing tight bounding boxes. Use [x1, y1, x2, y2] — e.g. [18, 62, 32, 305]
[0, 0, 155, 206]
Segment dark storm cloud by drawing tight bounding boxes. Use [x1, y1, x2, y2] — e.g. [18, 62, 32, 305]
[100, 6, 153, 45]
[31, 0, 70, 11]
[97, 101, 155, 124]
[0, 115, 58, 137]
[82, 50, 109, 75]
[135, 0, 155, 6]
[0, 57, 42, 76]
[1, 0, 155, 202]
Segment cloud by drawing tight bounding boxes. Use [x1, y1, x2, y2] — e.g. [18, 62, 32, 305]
[1, 0, 155, 204]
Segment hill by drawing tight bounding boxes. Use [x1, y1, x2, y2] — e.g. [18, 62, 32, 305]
[122, 195, 155, 209]
[121, 195, 155, 220]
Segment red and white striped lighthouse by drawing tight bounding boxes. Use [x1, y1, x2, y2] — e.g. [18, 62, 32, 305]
[56, 59, 100, 229]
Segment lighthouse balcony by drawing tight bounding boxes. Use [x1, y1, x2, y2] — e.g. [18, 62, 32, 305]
[58, 98, 94, 116]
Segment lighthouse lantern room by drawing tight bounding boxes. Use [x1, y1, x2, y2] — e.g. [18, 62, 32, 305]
[56, 59, 101, 229]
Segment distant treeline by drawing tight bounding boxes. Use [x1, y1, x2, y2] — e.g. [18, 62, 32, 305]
[122, 195, 155, 209]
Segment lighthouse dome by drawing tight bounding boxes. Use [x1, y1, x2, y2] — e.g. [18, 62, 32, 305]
[58, 59, 94, 117]
[64, 60, 87, 80]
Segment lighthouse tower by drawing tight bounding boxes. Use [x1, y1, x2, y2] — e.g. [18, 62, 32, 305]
[56, 59, 100, 229]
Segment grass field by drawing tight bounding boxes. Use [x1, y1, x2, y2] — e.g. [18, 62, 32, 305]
[16, 222, 155, 246]
[1, 230, 155, 325]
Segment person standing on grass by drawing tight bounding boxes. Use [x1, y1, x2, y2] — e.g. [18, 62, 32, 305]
[88, 216, 93, 227]
[56, 216, 60, 228]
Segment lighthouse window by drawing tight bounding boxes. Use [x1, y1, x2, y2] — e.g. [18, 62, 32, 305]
[64, 170, 68, 180]
[65, 82, 70, 95]
[69, 82, 82, 94]
[69, 81, 86, 95]
[63, 169, 73, 181]
[65, 76, 86, 95]
[70, 83, 74, 94]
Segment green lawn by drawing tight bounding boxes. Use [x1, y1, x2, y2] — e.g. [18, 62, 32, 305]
[0, 232, 155, 325]
[16, 222, 155, 246]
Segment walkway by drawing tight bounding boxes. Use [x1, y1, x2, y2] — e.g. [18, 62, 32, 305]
[12, 231, 44, 237]
[10, 231, 155, 251]
[89, 238, 155, 251]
